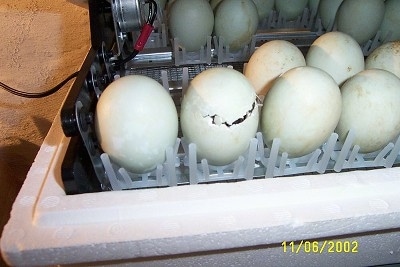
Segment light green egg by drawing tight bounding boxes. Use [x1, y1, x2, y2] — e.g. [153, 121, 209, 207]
[168, 0, 214, 52]
[318, 0, 343, 30]
[252, 0, 275, 21]
[275, 0, 308, 21]
[214, 0, 258, 51]
[379, 0, 400, 42]
[336, 0, 385, 45]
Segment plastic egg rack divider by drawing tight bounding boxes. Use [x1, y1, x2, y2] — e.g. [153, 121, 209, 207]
[101, 63, 400, 190]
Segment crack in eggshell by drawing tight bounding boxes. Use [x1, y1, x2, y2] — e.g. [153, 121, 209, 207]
[203, 101, 257, 128]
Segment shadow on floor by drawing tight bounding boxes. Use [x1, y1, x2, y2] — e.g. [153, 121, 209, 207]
[0, 139, 40, 266]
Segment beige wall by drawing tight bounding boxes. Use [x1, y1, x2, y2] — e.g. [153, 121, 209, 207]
[0, 1, 90, 265]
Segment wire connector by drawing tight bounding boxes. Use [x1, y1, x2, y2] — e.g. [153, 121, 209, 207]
[134, 23, 154, 51]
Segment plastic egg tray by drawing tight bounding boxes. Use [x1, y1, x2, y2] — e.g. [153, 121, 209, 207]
[101, 131, 400, 191]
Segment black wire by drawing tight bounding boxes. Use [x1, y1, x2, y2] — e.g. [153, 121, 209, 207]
[115, 50, 140, 67]
[114, 0, 158, 67]
[147, 0, 157, 25]
[0, 0, 159, 98]
[0, 71, 78, 98]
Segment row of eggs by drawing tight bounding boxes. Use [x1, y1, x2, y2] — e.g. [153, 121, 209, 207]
[166, 0, 324, 52]
[318, 0, 400, 44]
[167, 0, 326, 51]
[159, 0, 400, 53]
[95, 32, 400, 174]
[163, 0, 316, 21]
[167, 0, 259, 51]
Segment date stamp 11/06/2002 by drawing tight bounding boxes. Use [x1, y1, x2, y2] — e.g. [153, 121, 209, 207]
[281, 240, 359, 254]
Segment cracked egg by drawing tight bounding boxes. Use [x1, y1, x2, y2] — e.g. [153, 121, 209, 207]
[180, 67, 259, 166]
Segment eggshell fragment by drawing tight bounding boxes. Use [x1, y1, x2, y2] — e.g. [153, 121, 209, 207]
[336, 69, 400, 154]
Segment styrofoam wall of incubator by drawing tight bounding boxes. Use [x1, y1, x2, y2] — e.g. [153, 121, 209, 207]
[1, 114, 400, 266]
